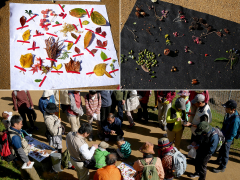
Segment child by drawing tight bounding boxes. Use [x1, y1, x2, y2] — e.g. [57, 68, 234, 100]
[116, 135, 131, 159]
[94, 141, 110, 169]
[2, 111, 12, 130]
[177, 90, 191, 121]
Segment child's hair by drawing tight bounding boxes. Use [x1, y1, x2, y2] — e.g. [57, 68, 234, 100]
[116, 135, 124, 142]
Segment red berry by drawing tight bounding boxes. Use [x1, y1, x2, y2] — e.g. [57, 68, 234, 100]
[44, 27, 49, 31]
[40, 19, 44, 23]
[43, 14, 47, 18]
[43, 19, 47, 22]
[102, 31, 107, 37]
[40, 23, 44, 26]
[50, 13, 54, 16]
[41, 10, 45, 14]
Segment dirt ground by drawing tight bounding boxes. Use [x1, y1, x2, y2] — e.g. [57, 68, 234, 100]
[1, 90, 240, 180]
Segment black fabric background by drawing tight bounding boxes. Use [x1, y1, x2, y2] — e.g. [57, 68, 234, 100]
[121, 0, 240, 89]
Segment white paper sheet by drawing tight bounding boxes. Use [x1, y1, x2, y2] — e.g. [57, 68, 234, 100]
[10, 3, 119, 90]
[22, 162, 35, 169]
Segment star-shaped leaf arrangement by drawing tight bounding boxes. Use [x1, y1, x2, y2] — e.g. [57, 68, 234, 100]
[29, 64, 39, 75]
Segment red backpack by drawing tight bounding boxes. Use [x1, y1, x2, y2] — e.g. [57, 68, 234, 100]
[0, 131, 16, 162]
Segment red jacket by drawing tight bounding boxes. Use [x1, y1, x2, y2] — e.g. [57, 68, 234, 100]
[157, 91, 176, 103]
[137, 91, 150, 104]
[93, 165, 123, 180]
[189, 91, 209, 103]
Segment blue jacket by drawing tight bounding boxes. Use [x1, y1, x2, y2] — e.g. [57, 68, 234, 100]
[38, 95, 55, 115]
[9, 127, 23, 149]
[198, 128, 219, 155]
[221, 111, 240, 142]
[98, 91, 112, 107]
[103, 117, 124, 136]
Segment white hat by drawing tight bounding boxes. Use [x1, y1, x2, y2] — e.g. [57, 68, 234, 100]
[42, 90, 54, 97]
[3, 111, 13, 121]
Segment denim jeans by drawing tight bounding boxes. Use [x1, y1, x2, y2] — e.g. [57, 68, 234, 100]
[217, 141, 232, 169]
[111, 100, 123, 121]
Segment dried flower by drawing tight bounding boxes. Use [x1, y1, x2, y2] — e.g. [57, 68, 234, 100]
[192, 36, 202, 44]
[224, 28, 229, 34]
[173, 32, 178, 37]
[136, 7, 141, 11]
[216, 31, 222, 37]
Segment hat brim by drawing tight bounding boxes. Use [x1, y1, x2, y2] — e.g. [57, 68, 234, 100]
[156, 141, 173, 149]
[45, 107, 59, 114]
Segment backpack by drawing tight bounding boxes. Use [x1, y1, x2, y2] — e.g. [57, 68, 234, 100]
[165, 147, 187, 178]
[0, 131, 16, 162]
[61, 149, 71, 168]
[211, 127, 225, 151]
[140, 157, 160, 180]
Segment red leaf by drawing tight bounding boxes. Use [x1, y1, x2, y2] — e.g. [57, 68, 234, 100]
[96, 27, 101, 33]
[75, 47, 80, 54]
[101, 31, 106, 37]
[20, 16, 26, 27]
[102, 40, 107, 48]
[97, 39, 103, 47]
[91, 49, 98, 54]
[29, 65, 39, 75]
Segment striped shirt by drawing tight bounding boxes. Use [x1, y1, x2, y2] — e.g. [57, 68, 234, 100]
[85, 93, 102, 116]
[120, 141, 131, 158]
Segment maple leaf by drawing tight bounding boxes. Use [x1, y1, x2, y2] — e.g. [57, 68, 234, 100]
[97, 39, 107, 48]
[29, 65, 39, 75]
[64, 58, 80, 72]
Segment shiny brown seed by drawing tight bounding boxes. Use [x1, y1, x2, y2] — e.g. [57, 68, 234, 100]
[140, 12, 146, 16]
[174, 68, 177, 71]
[136, 7, 141, 11]
[135, 11, 140, 18]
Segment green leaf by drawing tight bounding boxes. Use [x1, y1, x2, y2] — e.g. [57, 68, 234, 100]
[112, 59, 117, 63]
[214, 57, 229, 61]
[62, 5, 65, 9]
[82, 20, 90, 25]
[58, 51, 71, 60]
[55, 21, 59, 24]
[133, 22, 137, 25]
[231, 57, 238, 67]
[35, 79, 42, 82]
[69, 8, 87, 18]
[29, 10, 32, 14]
[91, 11, 106, 25]
[25, 10, 28, 13]
[100, 51, 108, 61]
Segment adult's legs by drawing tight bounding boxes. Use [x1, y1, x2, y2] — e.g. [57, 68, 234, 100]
[15, 159, 40, 180]
[158, 103, 164, 126]
[162, 103, 171, 126]
[154, 91, 158, 109]
[67, 116, 80, 132]
[26, 108, 35, 128]
[198, 154, 212, 180]
[18, 108, 28, 130]
[126, 111, 134, 124]
[141, 103, 148, 122]
[100, 106, 111, 126]
[167, 129, 176, 145]
[70, 159, 89, 180]
[217, 141, 232, 169]
[117, 101, 123, 122]
[174, 129, 183, 150]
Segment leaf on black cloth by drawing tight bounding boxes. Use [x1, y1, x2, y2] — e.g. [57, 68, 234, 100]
[20, 16, 26, 27]
[71, 33, 78, 40]
[214, 57, 229, 61]
[75, 47, 80, 54]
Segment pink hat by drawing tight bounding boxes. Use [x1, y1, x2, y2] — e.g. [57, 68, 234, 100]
[178, 90, 190, 96]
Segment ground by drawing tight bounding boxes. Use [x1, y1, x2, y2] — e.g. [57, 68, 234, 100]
[0, 90, 240, 180]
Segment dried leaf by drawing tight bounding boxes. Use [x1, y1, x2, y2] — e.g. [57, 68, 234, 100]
[58, 51, 71, 60]
[22, 29, 30, 41]
[214, 57, 229, 61]
[53, 63, 62, 71]
[64, 58, 80, 72]
[35, 79, 42, 82]
[69, 8, 87, 18]
[29, 65, 39, 75]
[101, 31, 107, 37]
[97, 39, 107, 48]
[67, 42, 74, 51]
[20, 53, 33, 68]
[75, 47, 80, 54]
[91, 11, 106, 25]
[20, 16, 26, 27]
[102, 40, 107, 47]
[96, 27, 101, 33]
[84, 31, 93, 49]
[91, 49, 98, 54]
[93, 63, 112, 78]
[100, 51, 108, 61]
[41, 66, 51, 75]
[82, 20, 90, 25]
[71, 33, 78, 40]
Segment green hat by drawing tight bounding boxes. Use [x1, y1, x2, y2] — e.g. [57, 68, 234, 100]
[195, 121, 212, 135]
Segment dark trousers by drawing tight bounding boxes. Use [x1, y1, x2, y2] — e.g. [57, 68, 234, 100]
[195, 152, 212, 180]
[18, 108, 34, 130]
[138, 102, 148, 121]
[154, 91, 158, 107]
[217, 141, 232, 169]
[100, 106, 111, 126]
[111, 100, 123, 121]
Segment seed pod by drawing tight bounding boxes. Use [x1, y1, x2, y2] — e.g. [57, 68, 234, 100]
[140, 12, 146, 16]
[136, 7, 141, 11]
[174, 68, 177, 71]
[135, 11, 140, 18]
[171, 69, 173, 72]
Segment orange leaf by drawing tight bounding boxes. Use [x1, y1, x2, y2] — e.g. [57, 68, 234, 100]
[84, 31, 93, 49]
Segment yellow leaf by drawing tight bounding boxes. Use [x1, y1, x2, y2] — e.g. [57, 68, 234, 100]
[53, 63, 62, 70]
[93, 63, 112, 78]
[84, 31, 93, 49]
[22, 29, 30, 41]
[67, 42, 73, 51]
[20, 53, 33, 68]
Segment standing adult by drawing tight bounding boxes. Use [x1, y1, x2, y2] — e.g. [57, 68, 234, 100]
[177, 90, 191, 121]
[166, 98, 186, 150]
[12, 90, 37, 132]
[137, 91, 150, 123]
[98, 91, 112, 127]
[85, 91, 102, 141]
[157, 91, 176, 131]
[189, 91, 209, 123]
[8, 115, 40, 180]
[188, 122, 219, 180]
[38, 90, 55, 116]
[66, 123, 98, 180]
[213, 100, 240, 173]
[67, 91, 83, 132]
[153, 91, 159, 111]
[111, 90, 128, 122]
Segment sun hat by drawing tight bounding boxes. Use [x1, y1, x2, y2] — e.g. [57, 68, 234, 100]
[42, 90, 54, 97]
[195, 121, 212, 135]
[139, 142, 155, 154]
[175, 98, 186, 110]
[99, 141, 110, 149]
[45, 103, 58, 114]
[222, 100, 237, 109]
[156, 137, 173, 149]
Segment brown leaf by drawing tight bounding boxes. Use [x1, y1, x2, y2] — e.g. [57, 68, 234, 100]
[75, 47, 80, 54]
[84, 31, 93, 49]
[141, 64, 149, 72]
[102, 40, 107, 48]
[101, 31, 106, 37]
[96, 27, 101, 33]
[71, 33, 78, 40]
[91, 49, 98, 54]
[64, 58, 80, 72]
[20, 16, 26, 27]
[97, 39, 107, 48]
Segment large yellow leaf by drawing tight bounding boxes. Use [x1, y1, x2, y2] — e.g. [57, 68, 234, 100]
[20, 53, 33, 68]
[93, 63, 112, 78]
[84, 31, 93, 49]
[22, 29, 30, 41]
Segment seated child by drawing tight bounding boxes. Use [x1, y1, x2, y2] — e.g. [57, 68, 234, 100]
[116, 135, 131, 159]
[94, 141, 110, 169]
[2, 111, 12, 130]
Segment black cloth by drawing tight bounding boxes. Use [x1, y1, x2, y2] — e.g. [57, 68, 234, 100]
[121, 0, 240, 89]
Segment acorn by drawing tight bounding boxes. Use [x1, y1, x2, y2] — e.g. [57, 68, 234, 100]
[135, 11, 140, 18]
[140, 11, 146, 16]
[174, 67, 177, 71]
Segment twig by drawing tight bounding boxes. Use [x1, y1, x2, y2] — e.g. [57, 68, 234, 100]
[127, 27, 138, 42]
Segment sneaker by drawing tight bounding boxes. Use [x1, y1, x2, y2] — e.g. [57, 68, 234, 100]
[209, 159, 222, 164]
[188, 172, 200, 178]
[128, 122, 135, 129]
[213, 167, 225, 173]
[105, 138, 109, 142]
